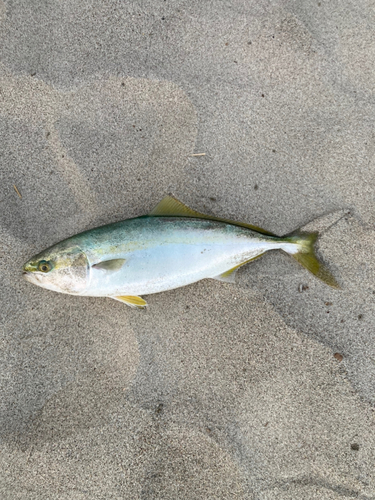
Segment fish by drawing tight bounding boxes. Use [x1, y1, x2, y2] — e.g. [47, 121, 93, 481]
[23, 195, 339, 309]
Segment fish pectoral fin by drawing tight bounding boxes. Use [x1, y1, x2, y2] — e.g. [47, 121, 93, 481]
[212, 254, 264, 283]
[149, 195, 276, 236]
[92, 258, 126, 272]
[111, 295, 148, 309]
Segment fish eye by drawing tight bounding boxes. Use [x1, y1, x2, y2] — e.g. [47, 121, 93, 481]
[38, 261, 52, 273]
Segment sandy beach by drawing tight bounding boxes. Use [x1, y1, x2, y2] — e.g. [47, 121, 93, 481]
[1, 1, 375, 498]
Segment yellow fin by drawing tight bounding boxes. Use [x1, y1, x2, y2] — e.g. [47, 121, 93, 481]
[149, 195, 276, 236]
[286, 232, 340, 289]
[112, 295, 148, 309]
[212, 254, 264, 283]
[149, 195, 203, 218]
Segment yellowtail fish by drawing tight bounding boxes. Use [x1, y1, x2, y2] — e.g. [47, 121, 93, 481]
[23, 196, 339, 309]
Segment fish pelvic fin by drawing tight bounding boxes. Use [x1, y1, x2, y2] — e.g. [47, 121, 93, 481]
[285, 231, 340, 289]
[111, 295, 148, 309]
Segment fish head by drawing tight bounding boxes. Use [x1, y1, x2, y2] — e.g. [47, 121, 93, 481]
[23, 243, 89, 295]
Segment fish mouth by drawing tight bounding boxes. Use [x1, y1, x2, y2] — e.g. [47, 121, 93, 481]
[22, 270, 37, 283]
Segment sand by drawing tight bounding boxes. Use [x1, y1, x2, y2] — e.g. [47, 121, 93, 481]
[1, 1, 375, 498]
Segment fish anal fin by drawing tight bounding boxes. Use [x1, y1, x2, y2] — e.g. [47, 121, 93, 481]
[212, 254, 264, 283]
[149, 195, 276, 236]
[93, 259, 126, 272]
[213, 269, 238, 283]
[111, 295, 148, 309]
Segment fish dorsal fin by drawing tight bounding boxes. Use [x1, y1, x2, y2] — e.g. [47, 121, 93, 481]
[111, 295, 148, 309]
[212, 254, 264, 283]
[149, 195, 276, 236]
[149, 195, 203, 218]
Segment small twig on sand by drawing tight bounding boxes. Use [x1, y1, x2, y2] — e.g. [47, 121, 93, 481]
[191, 153, 206, 157]
[13, 185, 22, 199]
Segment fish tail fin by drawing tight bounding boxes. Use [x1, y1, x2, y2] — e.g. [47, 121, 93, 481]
[284, 231, 340, 288]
